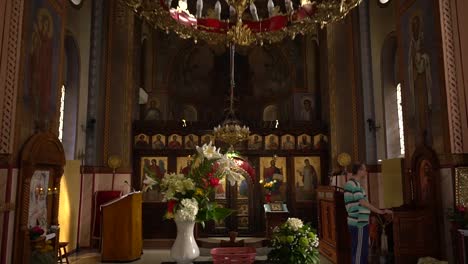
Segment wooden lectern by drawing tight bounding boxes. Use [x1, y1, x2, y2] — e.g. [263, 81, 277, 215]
[101, 191, 143, 262]
[317, 186, 351, 263]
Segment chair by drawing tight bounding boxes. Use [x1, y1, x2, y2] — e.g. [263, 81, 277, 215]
[58, 242, 69, 264]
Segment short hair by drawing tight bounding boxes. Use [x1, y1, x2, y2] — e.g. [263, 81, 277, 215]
[351, 163, 364, 175]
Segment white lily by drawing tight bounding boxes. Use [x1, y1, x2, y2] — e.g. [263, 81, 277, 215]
[196, 141, 222, 160]
[217, 154, 245, 185]
[143, 176, 157, 192]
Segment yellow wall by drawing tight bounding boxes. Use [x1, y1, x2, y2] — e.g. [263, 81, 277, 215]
[59, 160, 81, 252]
[381, 158, 404, 208]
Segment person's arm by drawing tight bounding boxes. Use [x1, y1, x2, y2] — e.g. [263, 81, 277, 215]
[359, 199, 393, 215]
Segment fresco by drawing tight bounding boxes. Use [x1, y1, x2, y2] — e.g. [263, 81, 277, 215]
[399, 0, 444, 152]
[23, 0, 64, 130]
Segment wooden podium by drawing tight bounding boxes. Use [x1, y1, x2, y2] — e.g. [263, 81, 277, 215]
[317, 186, 351, 263]
[101, 191, 142, 262]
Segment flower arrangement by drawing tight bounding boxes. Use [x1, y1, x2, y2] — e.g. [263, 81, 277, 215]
[447, 204, 468, 228]
[259, 179, 278, 203]
[268, 218, 320, 264]
[260, 179, 277, 191]
[29, 226, 45, 241]
[143, 142, 254, 226]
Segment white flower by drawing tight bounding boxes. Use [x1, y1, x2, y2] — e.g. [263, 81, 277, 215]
[142, 176, 157, 192]
[160, 173, 195, 201]
[217, 154, 244, 185]
[196, 141, 222, 160]
[286, 217, 303, 231]
[175, 198, 198, 222]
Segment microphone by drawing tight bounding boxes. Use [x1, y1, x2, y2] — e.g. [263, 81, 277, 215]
[124, 180, 135, 192]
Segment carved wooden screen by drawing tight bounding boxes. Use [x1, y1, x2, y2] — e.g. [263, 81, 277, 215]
[13, 132, 65, 264]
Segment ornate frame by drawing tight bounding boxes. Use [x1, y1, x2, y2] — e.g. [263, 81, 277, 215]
[12, 132, 65, 263]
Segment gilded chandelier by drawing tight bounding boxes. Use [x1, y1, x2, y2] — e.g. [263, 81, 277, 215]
[213, 44, 250, 148]
[124, 0, 362, 46]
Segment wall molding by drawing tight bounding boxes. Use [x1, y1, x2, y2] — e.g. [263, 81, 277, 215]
[0, 0, 24, 155]
[440, 0, 463, 153]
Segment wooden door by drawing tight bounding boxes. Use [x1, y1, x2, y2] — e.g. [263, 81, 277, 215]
[210, 178, 254, 235]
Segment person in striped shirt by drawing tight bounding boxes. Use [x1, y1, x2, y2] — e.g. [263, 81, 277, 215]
[344, 163, 392, 264]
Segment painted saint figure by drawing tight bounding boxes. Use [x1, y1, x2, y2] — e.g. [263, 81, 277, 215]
[408, 14, 432, 139]
[249, 135, 262, 150]
[263, 159, 283, 196]
[298, 135, 311, 150]
[30, 8, 54, 123]
[297, 159, 318, 191]
[168, 135, 182, 149]
[266, 135, 278, 150]
[299, 99, 313, 121]
[135, 135, 149, 149]
[185, 135, 196, 149]
[282, 135, 295, 150]
[152, 135, 165, 149]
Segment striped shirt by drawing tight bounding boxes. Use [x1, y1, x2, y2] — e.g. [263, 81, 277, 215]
[344, 179, 370, 227]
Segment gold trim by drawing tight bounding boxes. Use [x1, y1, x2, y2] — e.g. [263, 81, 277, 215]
[124, 0, 362, 46]
[455, 167, 468, 205]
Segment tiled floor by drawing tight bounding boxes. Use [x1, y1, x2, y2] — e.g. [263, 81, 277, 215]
[67, 248, 333, 264]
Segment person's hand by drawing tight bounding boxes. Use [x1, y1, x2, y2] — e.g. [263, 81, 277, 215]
[383, 209, 393, 215]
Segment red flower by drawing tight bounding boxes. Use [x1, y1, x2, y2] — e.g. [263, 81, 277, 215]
[209, 177, 220, 187]
[31, 226, 44, 235]
[167, 200, 177, 214]
[457, 205, 466, 212]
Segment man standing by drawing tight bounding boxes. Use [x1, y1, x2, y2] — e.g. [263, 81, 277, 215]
[344, 163, 392, 264]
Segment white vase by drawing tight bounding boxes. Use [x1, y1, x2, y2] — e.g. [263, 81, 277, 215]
[171, 219, 200, 264]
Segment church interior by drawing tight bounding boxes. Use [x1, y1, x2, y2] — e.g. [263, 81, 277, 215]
[1, 0, 468, 263]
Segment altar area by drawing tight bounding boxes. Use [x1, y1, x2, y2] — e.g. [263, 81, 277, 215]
[66, 247, 334, 264]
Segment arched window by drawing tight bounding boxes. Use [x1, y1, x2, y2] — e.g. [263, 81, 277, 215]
[58, 85, 65, 142]
[61, 34, 80, 160]
[381, 33, 404, 158]
[263, 105, 278, 121]
[397, 83, 405, 156]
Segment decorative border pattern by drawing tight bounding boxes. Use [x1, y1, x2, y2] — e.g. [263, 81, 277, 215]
[440, 0, 463, 153]
[0, 0, 24, 154]
[455, 167, 468, 205]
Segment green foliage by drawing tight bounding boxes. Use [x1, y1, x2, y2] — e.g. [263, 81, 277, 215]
[268, 221, 320, 264]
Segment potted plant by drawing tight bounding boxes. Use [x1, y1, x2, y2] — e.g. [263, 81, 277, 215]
[142, 142, 255, 263]
[268, 218, 320, 264]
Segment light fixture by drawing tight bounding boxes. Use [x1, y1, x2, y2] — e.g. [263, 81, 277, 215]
[213, 44, 250, 149]
[124, 0, 363, 46]
[377, 0, 391, 7]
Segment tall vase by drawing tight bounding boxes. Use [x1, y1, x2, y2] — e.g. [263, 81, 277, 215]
[171, 218, 200, 264]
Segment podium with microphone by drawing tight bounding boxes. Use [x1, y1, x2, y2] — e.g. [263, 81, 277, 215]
[100, 190, 142, 262]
